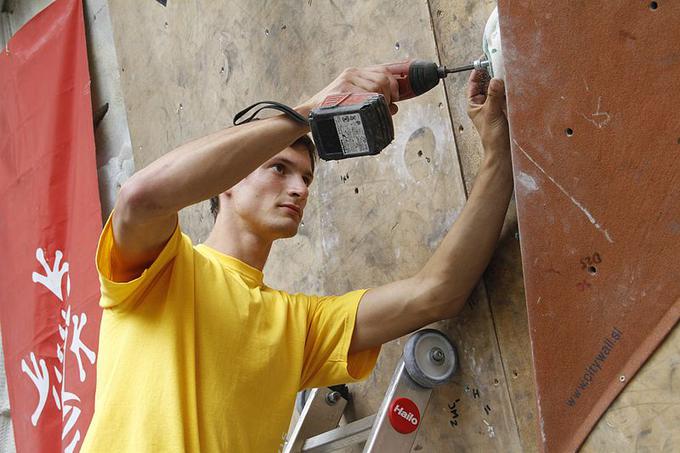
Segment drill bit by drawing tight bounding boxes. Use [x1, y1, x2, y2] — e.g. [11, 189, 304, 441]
[445, 63, 475, 73]
[444, 59, 490, 74]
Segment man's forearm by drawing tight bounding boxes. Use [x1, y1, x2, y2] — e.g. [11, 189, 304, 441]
[418, 151, 513, 316]
[123, 112, 310, 220]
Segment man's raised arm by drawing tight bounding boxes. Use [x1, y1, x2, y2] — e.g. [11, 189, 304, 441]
[111, 116, 309, 281]
[350, 71, 514, 353]
[110, 66, 400, 281]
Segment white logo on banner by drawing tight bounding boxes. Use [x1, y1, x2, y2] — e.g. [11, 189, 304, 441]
[21, 247, 97, 453]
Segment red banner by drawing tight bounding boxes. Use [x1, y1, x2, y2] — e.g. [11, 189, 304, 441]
[0, 0, 102, 451]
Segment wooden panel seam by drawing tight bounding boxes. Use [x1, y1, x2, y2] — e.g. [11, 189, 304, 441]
[427, 0, 525, 448]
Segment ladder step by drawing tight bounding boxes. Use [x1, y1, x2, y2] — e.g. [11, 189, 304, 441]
[302, 415, 376, 453]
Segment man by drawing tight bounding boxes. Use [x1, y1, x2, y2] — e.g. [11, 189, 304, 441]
[81, 64, 513, 452]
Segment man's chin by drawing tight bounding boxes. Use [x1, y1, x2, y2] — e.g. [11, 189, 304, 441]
[272, 223, 300, 240]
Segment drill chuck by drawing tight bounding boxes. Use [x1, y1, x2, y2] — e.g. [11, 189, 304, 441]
[407, 60, 447, 97]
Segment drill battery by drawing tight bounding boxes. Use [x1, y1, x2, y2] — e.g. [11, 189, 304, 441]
[309, 93, 394, 161]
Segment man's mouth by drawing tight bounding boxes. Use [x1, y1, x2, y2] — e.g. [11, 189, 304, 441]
[279, 203, 302, 218]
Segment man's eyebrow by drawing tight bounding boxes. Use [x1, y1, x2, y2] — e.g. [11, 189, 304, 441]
[274, 157, 314, 180]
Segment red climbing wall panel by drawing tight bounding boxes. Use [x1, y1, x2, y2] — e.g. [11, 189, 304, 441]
[498, 1, 680, 451]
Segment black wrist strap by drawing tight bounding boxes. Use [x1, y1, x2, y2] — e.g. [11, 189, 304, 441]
[233, 101, 308, 126]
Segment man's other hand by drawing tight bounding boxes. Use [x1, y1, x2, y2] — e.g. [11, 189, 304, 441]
[297, 65, 400, 116]
[467, 69, 511, 160]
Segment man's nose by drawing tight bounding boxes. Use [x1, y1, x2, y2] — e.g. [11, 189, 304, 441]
[288, 175, 309, 200]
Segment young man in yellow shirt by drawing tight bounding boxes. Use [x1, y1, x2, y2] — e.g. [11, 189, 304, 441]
[81, 65, 513, 452]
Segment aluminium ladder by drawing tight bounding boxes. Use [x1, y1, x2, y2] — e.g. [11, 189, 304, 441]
[284, 329, 458, 452]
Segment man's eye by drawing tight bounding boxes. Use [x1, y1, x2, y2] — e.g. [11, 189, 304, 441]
[273, 164, 284, 173]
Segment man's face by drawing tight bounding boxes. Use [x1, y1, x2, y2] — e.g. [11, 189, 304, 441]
[226, 145, 314, 240]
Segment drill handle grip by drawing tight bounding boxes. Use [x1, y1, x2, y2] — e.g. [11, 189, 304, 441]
[385, 59, 443, 102]
[385, 60, 417, 101]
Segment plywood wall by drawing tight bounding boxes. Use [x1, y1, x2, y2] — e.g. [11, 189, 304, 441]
[106, 1, 678, 451]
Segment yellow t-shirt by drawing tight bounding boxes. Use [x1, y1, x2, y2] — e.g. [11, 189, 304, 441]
[81, 215, 380, 452]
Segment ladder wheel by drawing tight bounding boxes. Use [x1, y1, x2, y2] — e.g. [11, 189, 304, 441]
[403, 329, 458, 388]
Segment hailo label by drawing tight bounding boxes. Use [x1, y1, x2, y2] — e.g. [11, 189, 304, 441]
[388, 397, 421, 434]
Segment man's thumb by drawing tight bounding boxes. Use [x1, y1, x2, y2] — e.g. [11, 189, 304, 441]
[485, 78, 506, 112]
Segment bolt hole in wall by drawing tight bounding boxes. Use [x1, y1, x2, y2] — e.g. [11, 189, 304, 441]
[649, 1, 659, 10]
[565, 127, 574, 137]
[588, 266, 597, 275]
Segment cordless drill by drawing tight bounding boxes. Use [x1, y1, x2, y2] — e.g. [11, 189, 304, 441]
[309, 59, 488, 161]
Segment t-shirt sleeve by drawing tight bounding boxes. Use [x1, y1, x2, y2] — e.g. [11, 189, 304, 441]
[95, 211, 184, 310]
[299, 289, 381, 390]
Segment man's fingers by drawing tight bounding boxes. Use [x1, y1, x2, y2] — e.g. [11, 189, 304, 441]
[387, 74, 400, 102]
[358, 71, 392, 100]
[360, 69, 398, 103]
[367, 65, 401, 102]
[350, 75, 376, 93]
[467, 69, 490, 106]
[485, 78, 506, 114]
[350, 74, 393, 104]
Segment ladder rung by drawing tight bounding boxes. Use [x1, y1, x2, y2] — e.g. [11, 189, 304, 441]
[302, 415, 376, 453]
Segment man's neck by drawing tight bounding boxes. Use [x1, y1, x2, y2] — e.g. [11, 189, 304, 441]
[202, 213, 272, 272]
